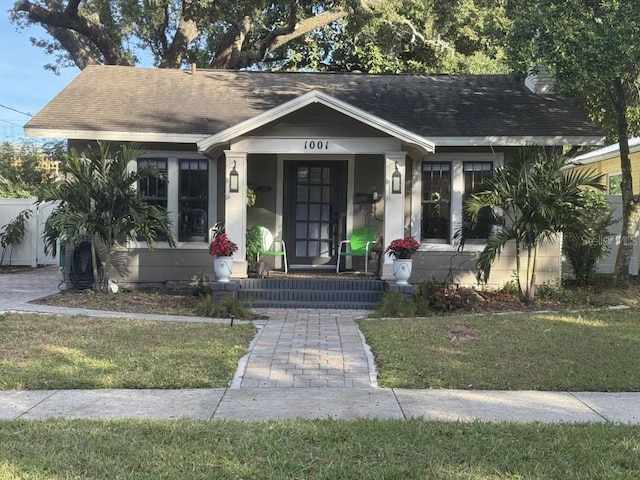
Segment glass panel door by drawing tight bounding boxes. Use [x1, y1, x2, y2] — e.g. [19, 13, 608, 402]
[286, 161, 346, 267]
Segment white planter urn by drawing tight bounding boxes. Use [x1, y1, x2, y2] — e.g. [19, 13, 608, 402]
[213, 256, 234, 283]
[392, 258, 413, 285]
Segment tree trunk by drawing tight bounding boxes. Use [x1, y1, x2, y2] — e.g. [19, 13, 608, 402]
[158, 16, 200, 68]
[515, 241, 525, 301]
[211, 8, 348, 69]
[611, 78, 640, 287]
[527, 244, 539, 304]
[15, 0, 132, 69]
[90, 237, 101, 293]
[522, 245, 537, 304]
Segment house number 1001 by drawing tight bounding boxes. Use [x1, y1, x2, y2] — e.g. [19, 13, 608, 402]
[304, 140, 329, 150]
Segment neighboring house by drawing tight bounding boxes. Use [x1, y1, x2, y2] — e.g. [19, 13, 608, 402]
[564, 137, 640, 275]
[24, 65, 604, 287]
[565, 137, 640, 195]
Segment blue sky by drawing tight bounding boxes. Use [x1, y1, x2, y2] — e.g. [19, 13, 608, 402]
[0, 13, 79, 141]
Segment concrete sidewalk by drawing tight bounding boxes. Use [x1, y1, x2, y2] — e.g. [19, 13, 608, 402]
[1, 388, 639, 423]
[1, 265, 639, 424]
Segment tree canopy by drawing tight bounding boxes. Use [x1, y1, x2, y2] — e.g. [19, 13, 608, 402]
[0, 140, 64, 198]
[11, 0, 508, 74]
[503, 0, 640, 286]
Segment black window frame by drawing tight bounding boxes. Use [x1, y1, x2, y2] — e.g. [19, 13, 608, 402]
[463, 161, 494, 240]
[178, 159, 209, 242]
[421, 162, 452, 241]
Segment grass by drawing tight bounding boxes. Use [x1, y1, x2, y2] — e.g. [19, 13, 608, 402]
[0, 313, 256, 390]
[358, 308, 640, 391]
[3, 288, 640, 478]
[0, 419, 638, 479]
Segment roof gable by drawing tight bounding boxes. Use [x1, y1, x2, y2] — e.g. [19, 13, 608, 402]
[197, 89, 435, 153]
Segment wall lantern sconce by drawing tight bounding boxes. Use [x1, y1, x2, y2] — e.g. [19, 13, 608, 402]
[229, 161, 239, 193]
[391, 161, 402, 194]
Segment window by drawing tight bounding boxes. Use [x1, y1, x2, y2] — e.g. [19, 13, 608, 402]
[137, 159, 168, 241]
[179, 160, 209, 242]
[421, 162, 451, 240]
[608, 173, 622, 194]
[463, 161, 494, 239]
[137, 159, 168, 209]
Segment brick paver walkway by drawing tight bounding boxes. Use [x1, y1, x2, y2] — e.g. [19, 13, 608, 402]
[0, 265, 62, 310]
[233, 308, 375, 388]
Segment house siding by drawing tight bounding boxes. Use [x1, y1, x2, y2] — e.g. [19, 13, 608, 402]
[570, 152, 640, 195]
[108, 247, 213, 287]
[412, 240, 561, 288]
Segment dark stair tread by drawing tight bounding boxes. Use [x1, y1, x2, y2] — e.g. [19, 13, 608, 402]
[244, 300, 378, 310]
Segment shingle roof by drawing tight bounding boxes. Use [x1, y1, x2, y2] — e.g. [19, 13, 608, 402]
[25, 65, 604, 142]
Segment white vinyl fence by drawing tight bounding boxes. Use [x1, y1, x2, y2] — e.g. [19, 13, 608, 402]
[0, 197, 58, 267]
[596, 195, 639, 275]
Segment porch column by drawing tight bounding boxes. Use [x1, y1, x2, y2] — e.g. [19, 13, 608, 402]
[382, 151, 407, 280]
[224, 151, 248, 278]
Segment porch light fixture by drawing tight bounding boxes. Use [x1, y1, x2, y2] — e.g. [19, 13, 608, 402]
[391, 161, 402, 194]
[229, 161, 239, 193]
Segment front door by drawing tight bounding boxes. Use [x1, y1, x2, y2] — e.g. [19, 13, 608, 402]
[285, 161, 347, 267]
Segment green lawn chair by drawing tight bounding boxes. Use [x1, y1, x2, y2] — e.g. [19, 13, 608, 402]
[256, 226, 288, 274]
[336, 227, 377, 274]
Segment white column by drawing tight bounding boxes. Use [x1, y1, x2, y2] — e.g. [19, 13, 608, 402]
[224, 151, 248, 278]
[382, 151, 407, 280]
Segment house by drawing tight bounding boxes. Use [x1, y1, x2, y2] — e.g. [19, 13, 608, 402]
[564, 137, 640, 275]
[25, 65, 604, 287]
[565, 137, 640, 194]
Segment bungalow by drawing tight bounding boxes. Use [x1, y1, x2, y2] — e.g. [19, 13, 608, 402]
[25, 65, 604, 287]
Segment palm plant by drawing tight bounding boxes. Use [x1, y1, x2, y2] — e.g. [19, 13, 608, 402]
[457, 148, 603, 303]
[0, 209, 32, 265]
[39, 142, 175, 292]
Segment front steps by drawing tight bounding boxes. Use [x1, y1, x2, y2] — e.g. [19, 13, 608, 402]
[211, 277, 386, 309]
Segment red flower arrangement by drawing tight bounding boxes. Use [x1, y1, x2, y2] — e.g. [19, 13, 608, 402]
[385, 236, 421, 259]
[209, 233, 238, 257]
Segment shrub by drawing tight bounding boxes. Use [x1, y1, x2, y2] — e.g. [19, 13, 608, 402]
[246, 226, 263, 273]
[412, 279, 443, 314]
[412, 279, 483, 313]
[195, 294, 255, 320]
[429, 287, 483, 312]
[500, 279, 520, 295]
[563, 190, 614, 285]
[190, 276, 208, 297]
[373, 291, 416, 318]
[537, 281, 572, 303]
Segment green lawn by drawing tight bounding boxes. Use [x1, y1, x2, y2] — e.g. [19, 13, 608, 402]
[0, 313, 256, 389]
[359, 309, 640, 391]
[0, 419, 638, 479]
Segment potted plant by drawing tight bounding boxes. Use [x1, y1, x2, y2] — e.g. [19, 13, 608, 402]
[209, 233, 238, 283]
[385, 236, 420, 285]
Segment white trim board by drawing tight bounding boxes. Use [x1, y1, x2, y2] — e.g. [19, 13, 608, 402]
[231, 137, 401, 154]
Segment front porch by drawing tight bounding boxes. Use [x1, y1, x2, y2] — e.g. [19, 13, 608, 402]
[199, 92, 435, 281]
